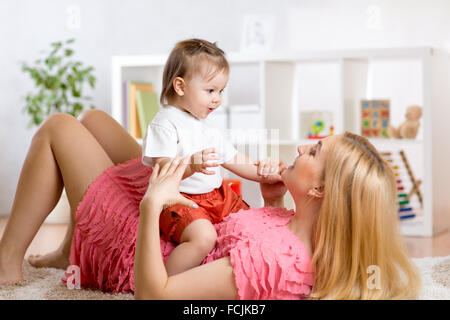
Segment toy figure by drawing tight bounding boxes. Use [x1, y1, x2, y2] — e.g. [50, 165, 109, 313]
[388, 105, 422, 139]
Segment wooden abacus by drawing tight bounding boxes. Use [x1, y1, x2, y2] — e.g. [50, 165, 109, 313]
[380, 150, 423, 208]
[399, 150, 423, 207]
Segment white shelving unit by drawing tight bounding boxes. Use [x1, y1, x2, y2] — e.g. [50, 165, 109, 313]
[112, 47, 450, 237]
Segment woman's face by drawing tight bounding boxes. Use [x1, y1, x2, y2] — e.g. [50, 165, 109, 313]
[281, 135, 337, 198]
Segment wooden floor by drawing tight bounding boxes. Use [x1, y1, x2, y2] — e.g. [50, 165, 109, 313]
[0, 217, 449, 259]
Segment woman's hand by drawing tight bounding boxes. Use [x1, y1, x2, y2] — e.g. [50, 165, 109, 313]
[260, 181, 288, 204]
[258, 160, 288, 207]
[141, 156, 198, 214]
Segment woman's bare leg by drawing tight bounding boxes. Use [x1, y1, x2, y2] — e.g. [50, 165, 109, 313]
[78, 109, 142, 165]
[0, 113, 114, 283]
[26, 215, 76, 269]
[28, 109, 142, 269]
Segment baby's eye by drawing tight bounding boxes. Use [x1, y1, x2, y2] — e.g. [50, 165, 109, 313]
[207, 89, 214, 94]
[309, 147, 316, 156]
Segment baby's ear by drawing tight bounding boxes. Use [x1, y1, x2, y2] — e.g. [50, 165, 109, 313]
[173, 77, 185, 96]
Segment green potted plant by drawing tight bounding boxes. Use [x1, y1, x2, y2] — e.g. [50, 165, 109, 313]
[20, 39, 97, 224]
[21, 38, 97, 127]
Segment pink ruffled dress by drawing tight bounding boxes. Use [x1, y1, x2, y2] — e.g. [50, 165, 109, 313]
[67, 157, 314, 299]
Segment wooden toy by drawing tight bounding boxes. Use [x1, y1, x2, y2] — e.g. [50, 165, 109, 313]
[399, 214, 416, 220]
[300, 111, 334, 139]
[361, 99, 390, 138]
[399, 150, 423, 207]
[379, 150, 422, 220]
[388, 105, 422, 139]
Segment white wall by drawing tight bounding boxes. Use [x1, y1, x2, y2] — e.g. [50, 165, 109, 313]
[288, 0, 450, 51]
[1, 0, 449, 216]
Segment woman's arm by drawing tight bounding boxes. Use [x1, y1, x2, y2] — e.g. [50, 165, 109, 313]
[259, 175, 288, 209]
[135, 201, 237, 299]
[134, 158, 238, 300]
[152, 157, 195, 180]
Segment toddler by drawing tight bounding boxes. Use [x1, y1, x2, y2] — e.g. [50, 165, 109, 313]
[142, 39, 284, 276]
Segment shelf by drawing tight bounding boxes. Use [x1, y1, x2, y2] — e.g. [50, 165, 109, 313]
[226, 47, 436, 63]
[112, 47, 439, 68]
[267, 139, 300, 146]
[267, 139, 330, 146]
[369, 138, 423, 145]
[367, 139, 422, 152]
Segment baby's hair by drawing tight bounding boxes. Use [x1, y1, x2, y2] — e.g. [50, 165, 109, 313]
[160, 39, 229, 106]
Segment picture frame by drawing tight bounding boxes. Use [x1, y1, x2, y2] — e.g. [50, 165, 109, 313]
[240, 14, 275, 53]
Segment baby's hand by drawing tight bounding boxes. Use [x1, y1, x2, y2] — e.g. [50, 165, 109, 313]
[190, 147, 220, 175]
[254, 158, 286, 183]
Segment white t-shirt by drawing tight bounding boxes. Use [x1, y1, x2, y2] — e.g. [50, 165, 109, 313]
[142, 105, 237, 194]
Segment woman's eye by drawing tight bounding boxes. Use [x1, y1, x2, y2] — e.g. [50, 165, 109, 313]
[309, 148, 316, 156]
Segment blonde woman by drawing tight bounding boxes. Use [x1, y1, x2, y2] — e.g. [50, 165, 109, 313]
[135, 132, 421, 299]
[0, 109, 420, 299]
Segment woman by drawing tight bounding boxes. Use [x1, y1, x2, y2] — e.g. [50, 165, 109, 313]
[0, 110, 420, 299]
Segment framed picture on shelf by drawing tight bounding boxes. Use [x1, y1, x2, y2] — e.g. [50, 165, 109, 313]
[240, 14, 274, 53]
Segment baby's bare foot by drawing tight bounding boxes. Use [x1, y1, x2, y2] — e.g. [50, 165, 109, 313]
[28, 249, 69, 270]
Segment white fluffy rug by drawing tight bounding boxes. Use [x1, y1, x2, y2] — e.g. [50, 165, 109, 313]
[412, 256, 450, 299]
[0, 261, 133, 300]
[0, 256, 449, 300]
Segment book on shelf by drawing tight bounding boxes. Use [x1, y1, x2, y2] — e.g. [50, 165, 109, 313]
[135, 90, 159, 138]
[123, 81, 155, 138]
[122, 82, 128, 131]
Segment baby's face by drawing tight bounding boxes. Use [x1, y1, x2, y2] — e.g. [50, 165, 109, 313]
[180, 70, 228, 119]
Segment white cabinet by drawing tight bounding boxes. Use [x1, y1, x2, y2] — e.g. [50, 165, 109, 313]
[112, 47, 450, 237]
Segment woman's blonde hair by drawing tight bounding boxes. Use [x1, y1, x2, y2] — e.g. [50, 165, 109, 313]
[309, 132, 421, 299]
[160, 38, 229, 106]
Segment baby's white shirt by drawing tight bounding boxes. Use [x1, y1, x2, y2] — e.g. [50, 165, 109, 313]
[142, 105, 237, 194]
